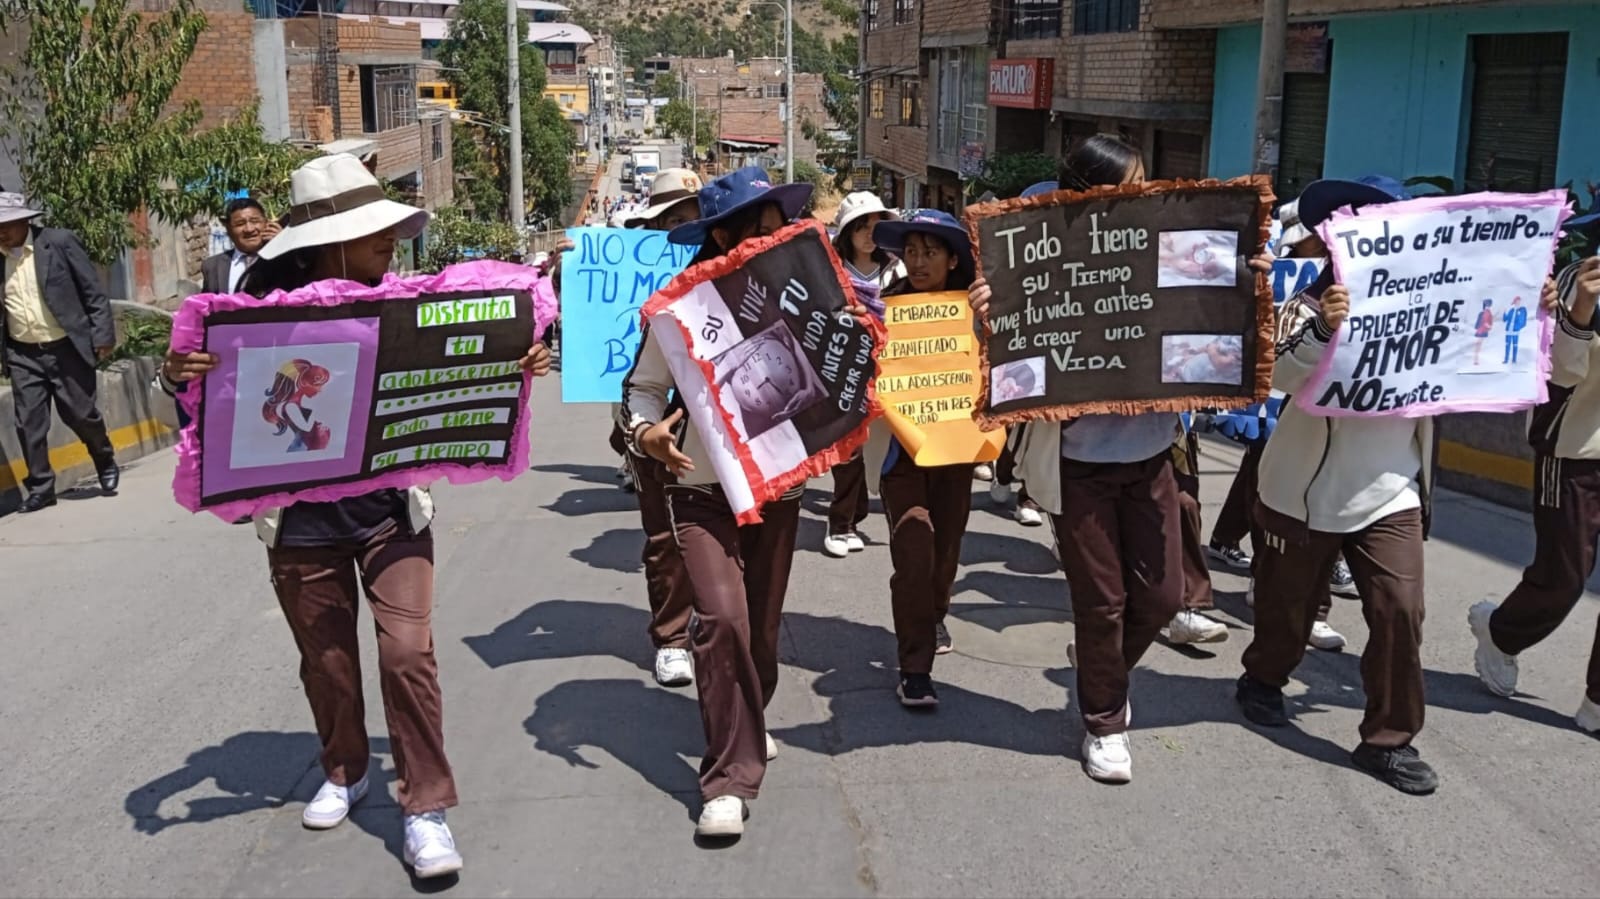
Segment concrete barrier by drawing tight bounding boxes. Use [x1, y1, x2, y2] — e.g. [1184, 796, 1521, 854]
[0, 356, 175, 513]
[1437, 412, 1534, 511]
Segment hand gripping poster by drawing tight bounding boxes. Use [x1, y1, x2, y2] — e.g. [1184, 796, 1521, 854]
[170, 261, 556, 520]
[560, 227, 697, 402]
[877, 290, 1005, 465]
[1300, 189, 1571, 417]
[965, 177, 1276, 428]
[641, 221, 884, 524]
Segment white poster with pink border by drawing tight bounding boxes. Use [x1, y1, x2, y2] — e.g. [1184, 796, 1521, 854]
[1299, 189, 1572, 417]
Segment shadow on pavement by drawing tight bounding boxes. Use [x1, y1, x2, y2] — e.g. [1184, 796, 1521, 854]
[529, 462, 622, 487]
[523, 678, 703, 821]
[540, 485, 640, 518]
[570, 527, 645, 575]
[462, 598, 653, 674]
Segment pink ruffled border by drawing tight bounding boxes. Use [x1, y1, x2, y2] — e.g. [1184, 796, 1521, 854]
[643, 221, 886, 526]
[1301, 189, 1572, 418]
[171, 261, 558, 520]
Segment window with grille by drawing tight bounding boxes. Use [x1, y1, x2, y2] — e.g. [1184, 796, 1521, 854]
[359, 65, 418, 133]
[431, 121, 444, 160]
[1008, 0, 1062, 40]
[764, 83, 783, 99]
[1072, 0, 1138, 36]
[871, 80, 886, 119]
[1463, 32, 1567, 192]
[893, 0, 914, 26]
[867, 0, 879, 30]
[959, 47, 986, 147]
[899, 79, 920, 126]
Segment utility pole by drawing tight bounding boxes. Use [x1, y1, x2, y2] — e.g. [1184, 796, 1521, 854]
[1251, 0, 1288, 180]
[856, 0, 867, 193]
[507, 0, 525, 247]
[784, 0, 794, 183]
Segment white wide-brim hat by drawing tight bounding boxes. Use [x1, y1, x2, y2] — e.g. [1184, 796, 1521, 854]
[258, 153, 431, 260]
[0, 192, 45, 225]
[834, 190, 897, 233]
[625, 168, 704, 227]
[1275, 198, 1312, 250]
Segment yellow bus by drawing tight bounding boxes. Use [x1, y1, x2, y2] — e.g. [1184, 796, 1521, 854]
[419, 81, 458, 109]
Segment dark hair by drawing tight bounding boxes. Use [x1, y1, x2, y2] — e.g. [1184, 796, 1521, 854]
[688, 201, 781, 265]
[1008, 363, 1036, 393]
[831, 216, 891, 269]
[238, 249, 319, 298]
[1060, 133, 1143, 191]
[223, 197, 266, 223]
[882, 230, 974, 296]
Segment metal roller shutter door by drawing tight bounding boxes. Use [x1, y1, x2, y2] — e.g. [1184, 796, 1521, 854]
[1276, 72, 1329, 201]
[1464, 33, 1568, 192]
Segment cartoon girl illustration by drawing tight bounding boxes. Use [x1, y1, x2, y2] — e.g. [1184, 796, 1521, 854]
[1473, 299, 1495, 366]
[262, 358, 333, 452]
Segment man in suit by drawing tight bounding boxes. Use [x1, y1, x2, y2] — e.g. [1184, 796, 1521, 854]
[0, 192, 118, 512]
[201, 197, 281, 295]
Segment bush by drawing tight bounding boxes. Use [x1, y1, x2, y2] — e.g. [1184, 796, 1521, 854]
[102, 309, 173, 368]
[420, 207, 525, 272]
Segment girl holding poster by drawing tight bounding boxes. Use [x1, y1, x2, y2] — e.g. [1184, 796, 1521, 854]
[821, 192, 900, 560]
[1470, 250, 1600, 736]
[153, 154, 555, 879]
[862, 209, 976, 707]
[969, 136, 1274, 785]
[622, 167, 860, 839]
[1236, 174, 1559, 796]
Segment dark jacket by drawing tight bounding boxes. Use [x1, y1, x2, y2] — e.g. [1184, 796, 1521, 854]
[200, 251, 232, 295]
[1, 226, 114, 369]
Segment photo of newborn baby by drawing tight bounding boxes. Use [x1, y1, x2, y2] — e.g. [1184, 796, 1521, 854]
[712, 321, 828, 440]
[991, 356, 1046, 405]
[1162, 334, 1244, 385]
[1157, 230, 1240, 288]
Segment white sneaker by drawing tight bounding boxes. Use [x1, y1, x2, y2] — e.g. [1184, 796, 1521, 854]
[654, 647, 694, 687]
[1576, 696, 1600, 734]
[844, 532, 865, 552]
[1168, 610, 1229, 645]
[765, 732, 778, 760]
[1016, 505, 1043, 527]
[1308, 621, 1347, 652]
[973, 463, 994, 481]
[989, 480, 1012, 504]
[696, 795, 747, 837]
[1468, 600, 1518, 697]
[1246, 579, 1255, 607]
[301, 776, 368, 829]
[1082, 733, 1132, 783]
[822, 532, 851, 558]
[403, 811, 463, 879]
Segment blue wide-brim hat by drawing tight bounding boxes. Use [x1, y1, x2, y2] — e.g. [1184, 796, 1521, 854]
[1297, 175, 1411, 230]
[872, 208, 974, 271]
[1567, 211, 1600, 231]
[1020, 180, 1058, 199]
[667, 165, 813, 246]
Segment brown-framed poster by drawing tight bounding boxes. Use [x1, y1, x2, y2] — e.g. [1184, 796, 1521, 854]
[965, 176, 1277, 429]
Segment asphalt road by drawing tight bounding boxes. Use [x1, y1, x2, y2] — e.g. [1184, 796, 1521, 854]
[2, 385, 1596, 898]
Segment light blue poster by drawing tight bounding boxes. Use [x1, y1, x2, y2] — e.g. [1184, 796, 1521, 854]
[560, 227, 697, 403]
[1270, 257, 1325, 305]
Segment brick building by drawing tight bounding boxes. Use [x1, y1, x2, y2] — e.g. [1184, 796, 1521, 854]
[861, 1, 925, 207]
[679, 59, 831, 176]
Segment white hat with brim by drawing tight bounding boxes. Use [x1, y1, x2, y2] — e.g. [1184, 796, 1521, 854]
[834, 191, 897, 234]
[1275, 198, 1312, 251]
[257, 154, 430, 261]
[625, 168, 704, 227]
[0, 192, 45, 225]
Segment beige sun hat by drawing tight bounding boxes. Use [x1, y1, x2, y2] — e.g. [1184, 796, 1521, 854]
[257, 154, 430, 260]
[1276, 198, 1312, 251]
[0, 192, 45, 225]
[625, 168, 704, 227]
[834, 191, 898, 233]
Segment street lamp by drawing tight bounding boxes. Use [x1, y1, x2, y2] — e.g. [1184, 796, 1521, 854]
[748, 0, 793, 183]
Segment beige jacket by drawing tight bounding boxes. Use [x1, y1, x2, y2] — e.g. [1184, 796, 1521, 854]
[149, 373, 436, 547]
[1534, 260, 1600, 460]
[619, 328, 718, 486]
[1255, 294, 1434, 534]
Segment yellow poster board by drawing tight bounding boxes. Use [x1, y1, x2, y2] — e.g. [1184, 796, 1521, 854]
[878, 291, 1005, 465]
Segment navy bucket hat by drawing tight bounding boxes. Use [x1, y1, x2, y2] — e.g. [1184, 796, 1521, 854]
[1296, 174, 1411, 231]
[667, 165, 813, 246]
[871, 208, 974, 271]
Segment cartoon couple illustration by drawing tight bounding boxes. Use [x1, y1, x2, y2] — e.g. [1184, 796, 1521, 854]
[262, 358, 333, 452]
[1472, 296, 1529, 367]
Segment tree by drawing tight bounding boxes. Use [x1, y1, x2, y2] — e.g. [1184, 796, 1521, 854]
[974, 152, 1060, 200]
[657, 99, 716, 152]
[419, 207, 523, 272]
[650, 71, 681, 101]
[0, 0, 309, 263]
[438, 0, 574, 224]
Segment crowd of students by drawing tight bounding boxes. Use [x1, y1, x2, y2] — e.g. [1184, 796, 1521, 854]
[150, 140, 1600, 874]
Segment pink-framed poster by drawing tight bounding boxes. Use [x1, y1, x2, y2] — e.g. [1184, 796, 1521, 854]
[170, 261, 556, 520]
